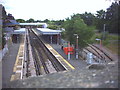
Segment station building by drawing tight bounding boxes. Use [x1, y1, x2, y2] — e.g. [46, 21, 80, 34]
[13, 23, 62, 44]
[35, 28, 62, 44]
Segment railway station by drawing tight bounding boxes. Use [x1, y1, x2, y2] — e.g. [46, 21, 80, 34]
[2, 27, 118, 88]
[1, 2, 119, 88]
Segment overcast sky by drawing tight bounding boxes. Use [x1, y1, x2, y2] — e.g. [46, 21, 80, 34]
[1, 0, 113, 20]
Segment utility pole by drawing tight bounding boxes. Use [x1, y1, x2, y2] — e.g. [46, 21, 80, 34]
[103, 24, 106, 40]
[103, 11, 106, 40]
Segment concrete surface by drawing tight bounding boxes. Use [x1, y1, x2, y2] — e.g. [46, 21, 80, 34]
[7, 59, 118, 88]
[50, 44, 88, 70]
[2, 43, 20, 88]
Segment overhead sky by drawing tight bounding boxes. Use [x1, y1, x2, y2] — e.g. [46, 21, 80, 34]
[0, 0, 113, 20]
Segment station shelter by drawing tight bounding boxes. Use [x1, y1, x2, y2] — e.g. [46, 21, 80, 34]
[36, 28, 62, 44]
[11, 28, 25, 43]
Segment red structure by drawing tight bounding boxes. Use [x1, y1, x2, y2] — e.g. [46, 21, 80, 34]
[63, 47, 74, 55]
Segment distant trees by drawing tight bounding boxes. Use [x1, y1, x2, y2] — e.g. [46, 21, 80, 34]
[80, 12, 96, 26]
[95, 2, 119, 33]
[16, 1, 119, 34]
[95, 9, 106, 32]
[105, 2, 119, 33]
[26, 18, 35, 23]
[16, 18, 35, 23]
[47, 25, 59, 30]
[16, 19, 25, 23]
[43, 19, 50, 23]
[47, 20, 64, 29]
[53, 20, 64, 26]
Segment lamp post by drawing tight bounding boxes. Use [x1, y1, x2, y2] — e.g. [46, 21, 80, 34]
[74, 34, 79, 59]
[95, 38, 102, 47]
[68, 41, 70, 60]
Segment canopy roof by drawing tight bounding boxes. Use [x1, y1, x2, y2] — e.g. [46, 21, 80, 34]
[36, 28, 61, 35]
[19, 23, 46, 25]
[20, 23, 48, 28]
[12, 28, 25, 34]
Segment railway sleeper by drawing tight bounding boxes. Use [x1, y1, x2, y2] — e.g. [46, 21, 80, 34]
[29, 29, 66, 73]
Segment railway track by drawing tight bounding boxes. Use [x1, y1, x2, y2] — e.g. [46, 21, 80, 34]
[91, 44, 113, 61]
[25, 28, 66, 77]
[82, 41, 113, 63]
[83, 48, 105, 63]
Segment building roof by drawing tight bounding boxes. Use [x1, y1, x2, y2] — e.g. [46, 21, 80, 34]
[20, 23, 48, 28]
[12, 28, 25, 34]
[4, 20, 19, 26]
[19, 23, 47, 25]
[36, 28, 61, 35]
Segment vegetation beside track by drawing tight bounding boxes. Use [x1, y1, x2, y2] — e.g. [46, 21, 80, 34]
[92, 33, 120, 55]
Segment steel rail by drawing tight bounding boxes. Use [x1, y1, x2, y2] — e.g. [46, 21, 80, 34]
[30, 29, 66, 72]
[28, 29, 50, 74]
[91, 44, 113, 61]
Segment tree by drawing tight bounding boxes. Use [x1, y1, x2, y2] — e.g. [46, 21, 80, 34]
[95, 9, 106, 32]
[43, 19, 50, 23]
[106, 2, 119, 33]
[16, 19, 25, 23]
[54, 20, 64, 26]
[95, 2, 119, 34]
[47, 25, 59, 30]
[80, 12, 96, 26]
[63, 14, 95, 49]
[26, 18, 35, 23]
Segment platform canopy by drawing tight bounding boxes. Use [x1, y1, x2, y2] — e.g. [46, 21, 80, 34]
[12, 28, 25, 34]
[36, 28, 62, 35]
[19, 23, 47, 28]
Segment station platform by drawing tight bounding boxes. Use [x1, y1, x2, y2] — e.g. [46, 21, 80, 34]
[2, 35, 24, 88]
[2, 43, 20, 88]
[50, 44, 88, 70]
[44, 43, 75, 70]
